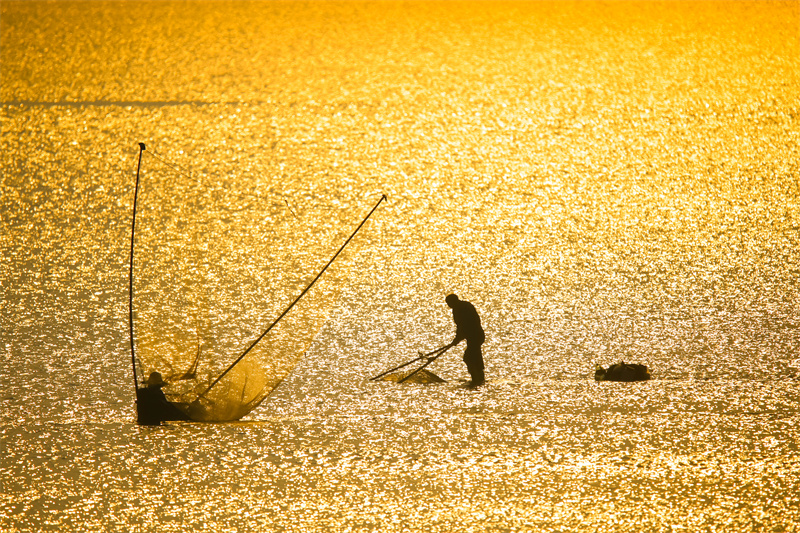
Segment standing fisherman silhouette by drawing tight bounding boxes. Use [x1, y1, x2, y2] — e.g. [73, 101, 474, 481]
[445, 294, 485, 387]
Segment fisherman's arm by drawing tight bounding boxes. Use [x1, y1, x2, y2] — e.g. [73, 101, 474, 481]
[451, 316, 466, 346]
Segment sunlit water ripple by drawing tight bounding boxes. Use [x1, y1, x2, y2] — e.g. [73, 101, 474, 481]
[1, 1, 799, 531]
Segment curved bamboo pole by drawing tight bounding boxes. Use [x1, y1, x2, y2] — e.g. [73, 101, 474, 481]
[129, 142, 146, 391]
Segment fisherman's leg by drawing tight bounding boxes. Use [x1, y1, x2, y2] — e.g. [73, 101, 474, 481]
[470, 345, 485, 385]
[463, 344, 485, 386]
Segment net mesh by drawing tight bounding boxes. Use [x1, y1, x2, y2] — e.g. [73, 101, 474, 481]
[132, 149, 365, 422]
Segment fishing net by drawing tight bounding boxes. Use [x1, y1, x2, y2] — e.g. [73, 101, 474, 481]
[375, 369, 445, 384]
[131, 148, 374, 422]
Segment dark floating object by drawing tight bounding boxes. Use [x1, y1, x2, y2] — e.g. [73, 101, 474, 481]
[595, 362, 651, 382]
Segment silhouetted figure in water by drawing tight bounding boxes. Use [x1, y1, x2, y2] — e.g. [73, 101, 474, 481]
[446, 294, 485, 387]
[136, 371, 190, 425]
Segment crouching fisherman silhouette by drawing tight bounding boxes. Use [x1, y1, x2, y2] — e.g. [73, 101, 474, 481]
[136, 372, 191, 425]
[445, 294, 486, 388]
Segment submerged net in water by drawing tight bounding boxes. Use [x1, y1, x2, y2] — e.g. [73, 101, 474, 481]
[130, 147, 377, 422]
[376, 369, 446, 384]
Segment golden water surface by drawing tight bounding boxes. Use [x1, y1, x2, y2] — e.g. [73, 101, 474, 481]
[2, 1, 799, 531]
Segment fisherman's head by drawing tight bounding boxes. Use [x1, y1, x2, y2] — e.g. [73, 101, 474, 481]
[445, 294, 459, 308]
[146, 371, 166, 388]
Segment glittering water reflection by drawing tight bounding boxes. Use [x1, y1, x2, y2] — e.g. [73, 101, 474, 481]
[2, 0, 799, 531]
[3, 409, 799, 531]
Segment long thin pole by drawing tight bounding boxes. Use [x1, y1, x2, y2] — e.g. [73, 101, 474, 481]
[129, 142, 146, 392]
[195, 193, 387, 400]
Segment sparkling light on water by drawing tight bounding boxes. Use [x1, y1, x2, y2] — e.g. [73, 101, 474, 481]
[1, 1, 799, 531]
